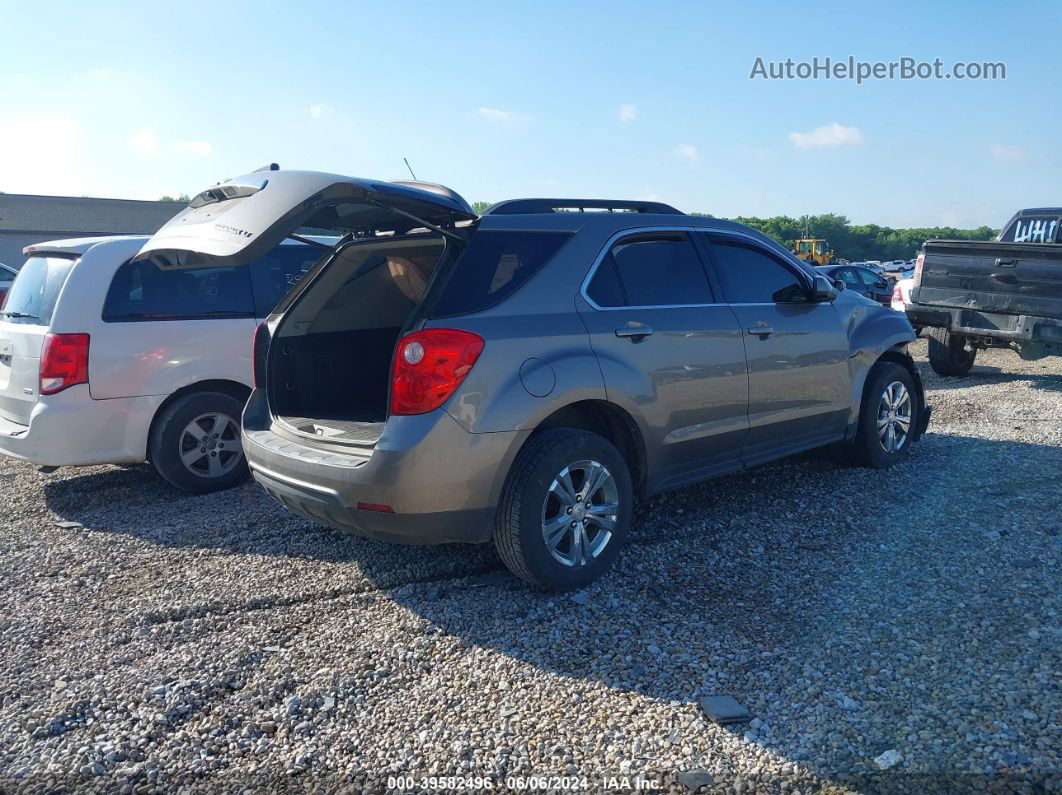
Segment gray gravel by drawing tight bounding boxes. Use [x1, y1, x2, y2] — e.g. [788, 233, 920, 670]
[0, 340, 1059, 793]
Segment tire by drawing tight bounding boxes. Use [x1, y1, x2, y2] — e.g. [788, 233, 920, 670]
[850, 362, 920, 469]
[927, 327, 976, 376]
[149, 391, 249, 493]
[494, 428, 633, 591]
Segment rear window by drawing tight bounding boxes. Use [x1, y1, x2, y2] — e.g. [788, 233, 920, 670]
[249, 245, 323, 315]
[0, 267, 15, 284]
[102, 261, 254, 322]
[1001, 215, 1061, 243]
[430, 230, 572, 317]
[0, 255, 76, 324]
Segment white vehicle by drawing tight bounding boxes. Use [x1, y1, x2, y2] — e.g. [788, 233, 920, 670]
[891, 276, 922, 332]
[0, 235, 325, 491]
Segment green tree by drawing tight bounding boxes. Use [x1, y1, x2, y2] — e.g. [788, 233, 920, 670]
[158, 194, 191, 203]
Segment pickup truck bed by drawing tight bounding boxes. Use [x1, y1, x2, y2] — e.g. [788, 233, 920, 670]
[908, 239, 1062, 376]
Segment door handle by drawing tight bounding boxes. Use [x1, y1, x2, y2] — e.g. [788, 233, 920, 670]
[615, 322, 653, 340]
[747, 325, 775, 337]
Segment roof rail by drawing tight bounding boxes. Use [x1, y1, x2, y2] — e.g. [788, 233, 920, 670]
[483, 198, 684, 216]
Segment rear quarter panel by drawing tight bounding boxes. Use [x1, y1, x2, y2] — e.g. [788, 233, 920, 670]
[48, 239, 256, 401]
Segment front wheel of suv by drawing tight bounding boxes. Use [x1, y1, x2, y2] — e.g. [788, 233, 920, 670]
[149, 391, 250, 493]
[850, 361, 921, 469]
[494, 428, 633, 591]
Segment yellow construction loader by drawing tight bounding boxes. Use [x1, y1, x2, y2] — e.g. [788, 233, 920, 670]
[792, 238, 834, 266]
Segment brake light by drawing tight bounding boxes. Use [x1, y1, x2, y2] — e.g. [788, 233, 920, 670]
[892, 284, 902, 303]
[913, 253, 925, 287]
[39, 333, 89, 395]
[390, 329, 484, 415]
[252, 321, 269, 388]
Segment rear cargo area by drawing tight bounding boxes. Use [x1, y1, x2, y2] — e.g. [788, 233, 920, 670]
[269, 236, 446, 444]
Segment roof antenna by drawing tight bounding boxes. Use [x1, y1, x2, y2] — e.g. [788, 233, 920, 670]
[403, 157, 418, 180]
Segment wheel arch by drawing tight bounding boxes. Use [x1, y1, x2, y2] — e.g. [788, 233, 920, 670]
[847, 346, 927, 442]
[145, 379, 252, 460]
[527, 399, 648, 497]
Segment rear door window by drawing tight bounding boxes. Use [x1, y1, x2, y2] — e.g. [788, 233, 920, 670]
[856, 268, 885, 288]
[249, 245, 323, 315]
[1, 255, 77, 324]
[703, 236, 809, 303]
[430, 230, 572, 317]
[586, 232, 713, 307]
[103, 260, 254, 321]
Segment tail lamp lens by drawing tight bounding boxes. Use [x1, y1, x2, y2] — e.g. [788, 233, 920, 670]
[390, 329, 484, 416]
[913, 253, 925, 287]
[40, 333, 90, 395]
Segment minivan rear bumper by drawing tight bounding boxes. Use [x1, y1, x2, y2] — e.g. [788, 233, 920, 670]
[0, 387, 161, 467]
[241, 389, 530, 544]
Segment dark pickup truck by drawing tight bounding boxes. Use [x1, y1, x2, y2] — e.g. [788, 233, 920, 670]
[908, 207, 1062, 376]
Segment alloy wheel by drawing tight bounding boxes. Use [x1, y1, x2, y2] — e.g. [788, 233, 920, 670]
[877, 381, 912, 453]
[179, 412, 243, 478]
[541, 459, 619, 567]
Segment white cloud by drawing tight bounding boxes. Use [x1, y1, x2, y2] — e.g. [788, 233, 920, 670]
[308, 103, 332, 120]
[0, 115, 89, 195]
[476, 106, 528, 125]
[128, 127, 159, 154]
[789, 121, 863, 148]
[619, 103, 638, 122]
[989, 143, 1025, 163]
[674, 143, 699, 162]
[174, 139, 213, 156]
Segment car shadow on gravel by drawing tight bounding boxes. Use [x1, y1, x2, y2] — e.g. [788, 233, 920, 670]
[39, 434, 1061, 787]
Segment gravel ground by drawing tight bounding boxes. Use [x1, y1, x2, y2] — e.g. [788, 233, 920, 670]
[0, 340, 1059, 794]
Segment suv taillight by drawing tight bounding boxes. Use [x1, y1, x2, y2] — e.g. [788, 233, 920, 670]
[892, 284, 902, 303]
[913, 253, 925, 287]
[40, 333, 90, 395]
[390, 329, 484, 416]
[252, 321, 269, 388]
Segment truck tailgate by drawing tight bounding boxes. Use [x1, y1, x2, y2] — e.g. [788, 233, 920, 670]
[914, 240, 1062, 319]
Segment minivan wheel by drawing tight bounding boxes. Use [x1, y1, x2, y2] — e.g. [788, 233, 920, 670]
[850, 362, 920, 469]
[149, 391, 249, 493]
[927, 327, 976, 376]
[495, 428, 633, 591]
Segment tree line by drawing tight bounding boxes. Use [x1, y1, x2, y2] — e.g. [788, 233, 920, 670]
[729, 213, 998, 261]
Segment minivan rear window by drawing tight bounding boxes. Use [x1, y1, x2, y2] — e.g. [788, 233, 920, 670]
[103, 260, 254, 321]
[0, 255, 77, 324]
[430, 230, 572, 317]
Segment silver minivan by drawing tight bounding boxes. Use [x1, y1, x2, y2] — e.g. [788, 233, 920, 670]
[0, 234, 325, 492]
[134, 168, 930, 590]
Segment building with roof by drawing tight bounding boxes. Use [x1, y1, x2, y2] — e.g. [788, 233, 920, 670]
[0, 194, 182, 268]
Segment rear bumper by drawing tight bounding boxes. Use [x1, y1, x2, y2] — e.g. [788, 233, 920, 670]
[0, 387, 160, 467]
[241, 389, 531, 544]
[907, 305, 1062, 343]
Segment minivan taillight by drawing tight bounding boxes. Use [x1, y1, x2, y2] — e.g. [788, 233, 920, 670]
[39, 333, 90, 395]
[252, 321, 269, 388]
[390, 329, 484, 416]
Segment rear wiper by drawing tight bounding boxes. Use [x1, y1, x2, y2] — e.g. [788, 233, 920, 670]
[0, 311, 40, 319]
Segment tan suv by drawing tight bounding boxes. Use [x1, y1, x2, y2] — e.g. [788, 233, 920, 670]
[134, 168, 930, 590]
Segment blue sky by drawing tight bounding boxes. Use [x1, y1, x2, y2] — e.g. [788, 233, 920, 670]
[1, 0, 1058, 227]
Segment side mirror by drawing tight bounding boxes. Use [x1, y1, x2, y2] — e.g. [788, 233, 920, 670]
[811, 274, 838, 302]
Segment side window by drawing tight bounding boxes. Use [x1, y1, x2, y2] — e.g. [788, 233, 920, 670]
[102, 260, 254, 321]
[431, 231, 572, 317]
[586, 232, 712, 307]
[705, 237, 808, 304]
[249, 246, 322, 315]
[0, 268, 14, 284]
[856, 268, 884, 288]
[837, 267, 862, 288]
